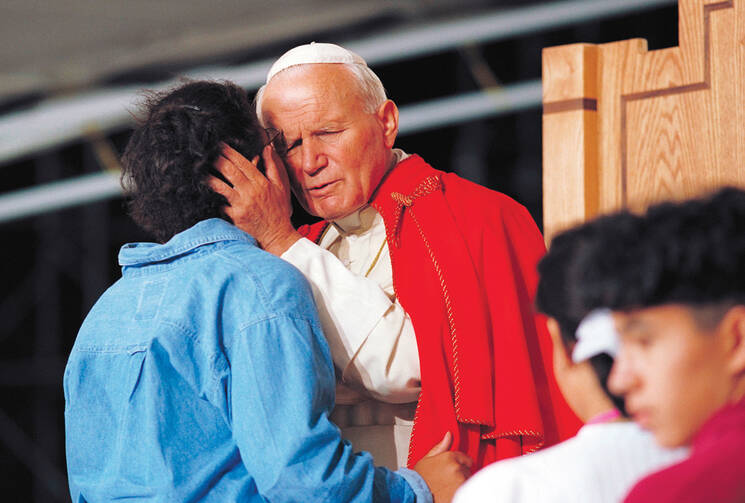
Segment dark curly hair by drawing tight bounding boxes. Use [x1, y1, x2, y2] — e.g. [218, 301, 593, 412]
[121, 80, 264, 242]
[536, 187, 745, 415]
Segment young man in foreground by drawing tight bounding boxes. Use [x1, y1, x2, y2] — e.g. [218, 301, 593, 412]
[606, 189, 745, 502]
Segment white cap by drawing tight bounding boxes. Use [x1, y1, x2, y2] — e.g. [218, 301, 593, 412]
[266, 42, 368, 82]
[571, 308, 620, 363]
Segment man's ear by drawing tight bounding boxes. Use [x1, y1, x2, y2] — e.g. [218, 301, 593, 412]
[720, 305, 745, 377]
[546, 317, 573, 374]
[376, 100, 399, 149]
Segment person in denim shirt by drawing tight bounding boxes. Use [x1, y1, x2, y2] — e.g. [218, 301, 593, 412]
[63, 81, 471, 502]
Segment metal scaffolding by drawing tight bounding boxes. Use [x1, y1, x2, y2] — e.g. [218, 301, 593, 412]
[0, 0, 675, 222]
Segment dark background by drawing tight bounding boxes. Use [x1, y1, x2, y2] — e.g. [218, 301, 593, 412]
[0, 1, 678, 500]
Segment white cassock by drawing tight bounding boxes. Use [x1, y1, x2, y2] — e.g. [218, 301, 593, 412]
[280, 151, 421, 469]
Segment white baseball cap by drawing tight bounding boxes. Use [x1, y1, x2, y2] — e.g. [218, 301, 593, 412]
[266, 42, 368, 82]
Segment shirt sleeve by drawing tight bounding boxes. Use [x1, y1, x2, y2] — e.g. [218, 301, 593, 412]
[224, 313, 428, 503]
[282, 238, 421, 403]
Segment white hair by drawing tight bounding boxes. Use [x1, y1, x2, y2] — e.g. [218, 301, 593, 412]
[254, 63, 387, 126]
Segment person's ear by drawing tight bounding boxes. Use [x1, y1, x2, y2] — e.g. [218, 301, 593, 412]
[546, 317, 573, 374]
[720, 306, 745, 377]
[376, 100, 399, 149]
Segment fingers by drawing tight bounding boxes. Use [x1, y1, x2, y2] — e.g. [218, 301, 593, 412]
[424, 431, 452, 458]
[213, 152, 243, 188]
[435, 451, 473, 481]
[452, 451, 473, 468]
[208, 174, 233, 197]
[446, 452, 473, 481]
[219, 143, 252, 171]
[262, 144, 288, 188]
[218, 143, 263, 183]
[208, 157, 254, 209]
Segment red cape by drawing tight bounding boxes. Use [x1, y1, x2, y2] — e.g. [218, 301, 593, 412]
[300, 155, 580, 470]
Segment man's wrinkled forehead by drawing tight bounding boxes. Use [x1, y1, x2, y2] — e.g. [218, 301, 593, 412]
[261, 64, 369, 126]
[266, 42, 368, 84]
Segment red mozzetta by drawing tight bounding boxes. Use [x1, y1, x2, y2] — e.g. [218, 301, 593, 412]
[300, 155, 581, 470]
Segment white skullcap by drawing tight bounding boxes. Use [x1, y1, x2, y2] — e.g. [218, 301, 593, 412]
[572, 308, 620, 363]
[266, 42, 368, 82]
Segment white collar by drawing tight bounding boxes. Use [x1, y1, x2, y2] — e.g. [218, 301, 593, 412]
[332, 205, 378, 234]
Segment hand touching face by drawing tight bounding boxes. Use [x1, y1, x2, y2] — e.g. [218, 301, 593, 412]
[209, 142, 301, 256]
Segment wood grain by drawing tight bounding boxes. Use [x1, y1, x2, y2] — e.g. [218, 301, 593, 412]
[541, 44, 599, 242]
[541, 0, 743, 243]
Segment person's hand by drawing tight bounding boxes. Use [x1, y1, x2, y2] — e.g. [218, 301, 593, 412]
[209, 143, 301, 256]
[414, 432, 473, 503]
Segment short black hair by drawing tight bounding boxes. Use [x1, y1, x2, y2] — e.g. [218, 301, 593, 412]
[541, 187, 745, 318]
[536, 211, 643, 344]
[121, 80, 263, 242]
[536, 187, 745, 414]
[613, 187, 745, 310]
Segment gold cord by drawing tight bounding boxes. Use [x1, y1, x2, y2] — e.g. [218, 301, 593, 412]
[364, 237, 387, 277]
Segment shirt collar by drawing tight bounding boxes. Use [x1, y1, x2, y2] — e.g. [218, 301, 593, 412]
[118, 218, 255, 266]
[331, 205, 379, 234]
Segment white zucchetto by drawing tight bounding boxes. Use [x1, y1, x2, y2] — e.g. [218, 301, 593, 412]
[266, 42, 368, 82]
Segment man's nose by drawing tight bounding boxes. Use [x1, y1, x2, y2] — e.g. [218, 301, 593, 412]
[607, 352, 636, 396]
[301, 138, 327, 175]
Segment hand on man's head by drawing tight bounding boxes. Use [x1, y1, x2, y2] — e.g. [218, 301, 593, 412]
[209, 143, 301, 256]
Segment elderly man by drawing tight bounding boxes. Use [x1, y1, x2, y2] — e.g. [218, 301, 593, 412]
[212, 43, 579, 471]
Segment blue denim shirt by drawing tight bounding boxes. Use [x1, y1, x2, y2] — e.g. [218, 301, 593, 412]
[64, 219, 430, 503]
